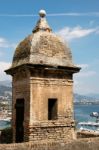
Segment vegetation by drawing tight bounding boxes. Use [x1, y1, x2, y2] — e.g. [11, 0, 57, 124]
[0, 127, 13, 143]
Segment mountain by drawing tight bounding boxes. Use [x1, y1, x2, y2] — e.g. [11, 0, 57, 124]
[0, 80, 11, 87]
[86, 93, 99, 99]
[0, 80, 12, 96]
[0, 85, 12, 96]
[74, 93, 97, 102]
[74, 93, 99, 105]
[0, 80, 99, 103]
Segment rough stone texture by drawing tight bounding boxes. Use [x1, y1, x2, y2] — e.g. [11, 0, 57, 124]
[12, 32, 73, 69]
[77, 130, 99, 138]
[33, 17, 52, 33]
[1, 138, 99, 150]
[7, 13, 75, 69]
[5, 11, 80, 143]
[29, 72, 73, 122]
[26, 121, 75, 142]
[11, 66, 77, 142]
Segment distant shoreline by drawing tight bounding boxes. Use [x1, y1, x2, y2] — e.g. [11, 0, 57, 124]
[74, 103, 99, 105]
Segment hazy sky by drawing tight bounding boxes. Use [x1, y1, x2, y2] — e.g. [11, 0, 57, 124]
[0, 0, 99, 95]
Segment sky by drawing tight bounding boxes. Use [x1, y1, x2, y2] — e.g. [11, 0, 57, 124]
[0, 0, 99, 95]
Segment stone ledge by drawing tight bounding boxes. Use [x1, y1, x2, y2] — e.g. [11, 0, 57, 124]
[29, 120, 75, 127]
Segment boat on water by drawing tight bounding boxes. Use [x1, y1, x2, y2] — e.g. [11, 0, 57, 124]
[0, 117, 11, 122]
[79, 121, 99, 126]
[0, 110, 11, 129]
[78, 112, 99, 133]
[0, 117, 11, 130]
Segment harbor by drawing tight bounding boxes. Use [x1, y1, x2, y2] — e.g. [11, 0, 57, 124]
[0, 110, 11, 130]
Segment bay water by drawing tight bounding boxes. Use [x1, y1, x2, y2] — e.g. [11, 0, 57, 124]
[0, 104, 99, 130]
[74, 104, 99, 122]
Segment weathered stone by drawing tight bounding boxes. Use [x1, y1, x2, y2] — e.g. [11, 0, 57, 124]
[5, 10, 80, 143]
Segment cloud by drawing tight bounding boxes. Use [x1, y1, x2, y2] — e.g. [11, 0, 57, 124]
[48, 12, 99, 17]
[75, 70, 96, 78]
[0, 37, 16, 48]
[74, 63, 98, 94]
[0, 38, 7, 48]
[0, 51, 3, 57]
[0, 12, 99, 17]
[74, 63, 96, 78]
[57, 26, 96, 41]
[0, 61, 11, 81]
[95, 27, 99, 34]
[77, 64, 89, 69]
[0, 14, 37, 17]
[89, 20, 95, 26]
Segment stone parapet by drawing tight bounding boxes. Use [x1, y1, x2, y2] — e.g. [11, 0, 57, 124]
[24, 120, 75, 142]
[1, 138, 99, 150]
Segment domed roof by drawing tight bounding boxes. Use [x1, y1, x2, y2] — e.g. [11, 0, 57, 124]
[12, 10, 74, 68]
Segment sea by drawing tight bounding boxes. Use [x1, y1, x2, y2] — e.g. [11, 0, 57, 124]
[0, 104, 99, 130]
[74, 104, 99, 122]
[0, 120, 11, 130]
[74, 104, 99, 130]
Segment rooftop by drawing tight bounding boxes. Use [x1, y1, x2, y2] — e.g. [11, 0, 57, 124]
[6, 10, 80, 73]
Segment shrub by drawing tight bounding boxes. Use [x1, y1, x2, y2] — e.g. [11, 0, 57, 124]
[0, 127, 13, 143]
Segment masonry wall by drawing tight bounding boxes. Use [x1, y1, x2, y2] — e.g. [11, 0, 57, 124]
[1, 138, 99, 150]
[27, 69, 75, 142]
[12, 68, 30, 142]
[29, 76, 73, 121]
[27, 121, 75, 142]
[12, 67, 75, 142]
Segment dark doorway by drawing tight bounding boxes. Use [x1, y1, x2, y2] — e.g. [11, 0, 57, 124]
[15, 99, 24, 143]
[48, 99, 57, 120]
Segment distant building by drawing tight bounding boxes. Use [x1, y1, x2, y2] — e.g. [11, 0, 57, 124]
[5, 10, 80, 143]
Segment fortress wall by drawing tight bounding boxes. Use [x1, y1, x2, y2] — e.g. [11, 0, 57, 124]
[0, 138, 99, 150]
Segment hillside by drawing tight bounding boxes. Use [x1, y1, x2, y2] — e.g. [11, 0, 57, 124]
[74, 93, 98, 102]
[0, 80, 99, 103]
[0, 80, 11, 87]
[0, 85, 12, 96]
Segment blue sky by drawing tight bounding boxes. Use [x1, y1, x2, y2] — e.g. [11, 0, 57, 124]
[0, 0, 99, 95]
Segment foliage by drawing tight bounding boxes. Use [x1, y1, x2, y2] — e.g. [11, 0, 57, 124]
[0, 127, 13, 143]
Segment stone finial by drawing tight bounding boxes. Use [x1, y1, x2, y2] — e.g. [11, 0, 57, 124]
[32, 9, 52, 33]
[39, 10, 46, 18]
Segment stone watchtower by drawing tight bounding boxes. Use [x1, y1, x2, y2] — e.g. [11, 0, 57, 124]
[6, 10, 80, 143]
